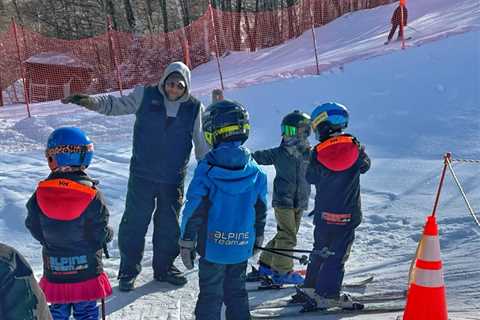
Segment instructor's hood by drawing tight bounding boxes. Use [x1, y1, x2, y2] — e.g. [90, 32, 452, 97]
[158, 61, 192, 104]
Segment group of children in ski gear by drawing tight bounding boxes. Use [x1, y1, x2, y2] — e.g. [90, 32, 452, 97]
[8, 61, 370, 319]
[246, 102, 370, 313]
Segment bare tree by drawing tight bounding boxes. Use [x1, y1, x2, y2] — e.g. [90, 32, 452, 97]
[124, 0, 136, 32]
[11, 0, 24, 24]
[143, 0, 154, 33]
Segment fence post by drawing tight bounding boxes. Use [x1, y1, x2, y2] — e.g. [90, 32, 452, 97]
[209, 2, 224, 90]
[431, 153, 451, 217]
[181, 35, 192, 69]
[107, 16, 123, 96]
[400, 0, 406, 49]
[309, 0, 320, 75]
[0, 71, 3, 107]
[11, 18, 31, 117]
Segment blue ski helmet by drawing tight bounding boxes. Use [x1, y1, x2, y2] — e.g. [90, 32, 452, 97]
[203, 100, 250, 147]
[310, 102, 349, 140]
[45, 127, 94, 169]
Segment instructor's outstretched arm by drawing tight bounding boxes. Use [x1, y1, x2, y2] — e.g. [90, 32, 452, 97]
[62, 86, 144, 116]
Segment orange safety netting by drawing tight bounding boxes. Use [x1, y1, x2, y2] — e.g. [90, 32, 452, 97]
[0, 0, 393, 107]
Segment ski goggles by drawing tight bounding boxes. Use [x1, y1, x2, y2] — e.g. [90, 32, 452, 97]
[281, 125, 298, 137]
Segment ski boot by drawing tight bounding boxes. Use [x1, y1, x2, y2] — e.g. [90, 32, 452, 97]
[290, 286, 316, 304]
[155, 265, 187, 286]
[301, 292, 364, 312]
[271, 271, 304, 285]
[118, 276, 136, 292]
[246, 263, 273, 282]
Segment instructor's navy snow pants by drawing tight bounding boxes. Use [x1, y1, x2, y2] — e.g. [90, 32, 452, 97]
[304, 220, 356, 298]
[195, 258, 250, 320]
[118, 175, 183, 279]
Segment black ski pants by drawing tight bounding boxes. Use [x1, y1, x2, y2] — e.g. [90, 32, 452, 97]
[195, 258, 250, 320]
[118, 175, 183, 279]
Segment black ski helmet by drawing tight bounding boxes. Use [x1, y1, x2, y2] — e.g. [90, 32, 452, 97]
[203, 100, 250, 147]
[281, 110, 311, 139]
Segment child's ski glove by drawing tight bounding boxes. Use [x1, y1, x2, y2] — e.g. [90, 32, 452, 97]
[62, 93, 95, 110]
[179, 239, 196, 270]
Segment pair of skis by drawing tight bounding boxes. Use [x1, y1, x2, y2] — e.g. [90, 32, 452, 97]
[250, 290, 406, 318]
[246, 265, 374, 292]
[384, 36, 413, 45]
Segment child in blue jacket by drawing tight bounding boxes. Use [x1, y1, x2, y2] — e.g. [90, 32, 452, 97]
[297, 102, 370, 311]
[179, 100, 268, 320]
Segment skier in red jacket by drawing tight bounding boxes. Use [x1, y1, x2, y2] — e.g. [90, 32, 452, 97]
[385, 3, 408, 44]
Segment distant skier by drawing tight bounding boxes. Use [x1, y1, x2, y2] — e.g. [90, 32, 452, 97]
[25, 127, 113, 319]
[295, 102, 370, 311]
[0, 242, 52, 320]
[247, 110, 311, 286]
[179, 100, 268, 320]
[385, 2, 408, 44]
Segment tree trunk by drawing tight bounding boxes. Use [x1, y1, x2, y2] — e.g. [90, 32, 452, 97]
[252, 0, 259, 50]
[144, 0, 154, 33]
[105, 0, 117, 30]
[158, 0, 170, 51]
[11, 0, 23, 24]
[233, 0, 242, 50]
[286, 0, 296, 38]
[180, 0, 192, 44]
[123, 0, 136, 32]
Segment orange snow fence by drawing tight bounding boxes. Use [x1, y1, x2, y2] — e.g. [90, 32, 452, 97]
[403, 215, 448, 320]
[0, 0, 396, 110]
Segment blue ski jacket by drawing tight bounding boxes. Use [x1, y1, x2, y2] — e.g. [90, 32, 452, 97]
[180, 142, 268, 264]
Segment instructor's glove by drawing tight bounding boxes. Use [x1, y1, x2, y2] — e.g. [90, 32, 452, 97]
[62, 93, 95, 109]
[179, 239, 196, 270]
[253, 235, 264, 256]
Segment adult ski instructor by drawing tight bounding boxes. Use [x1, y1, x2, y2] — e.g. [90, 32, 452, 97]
[63, 61, 210, 291]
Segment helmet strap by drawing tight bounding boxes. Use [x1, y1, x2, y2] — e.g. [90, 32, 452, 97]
[79, 145, 88, 166]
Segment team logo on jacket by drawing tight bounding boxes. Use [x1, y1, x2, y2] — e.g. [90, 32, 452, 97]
[48, 255, 88, 274]
[209, 231, 249, 246]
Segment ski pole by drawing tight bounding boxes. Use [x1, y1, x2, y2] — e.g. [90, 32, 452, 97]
[255, 246, 335, 258]
[406, 25, 420, 33]
[103, 244, 110, 259]
[259, 247, 313, 254]
[101, 298, 106, 320]
[255, 246, 309, 265]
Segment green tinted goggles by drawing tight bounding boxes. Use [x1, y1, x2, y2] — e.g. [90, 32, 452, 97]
[281, 125, 298, 137]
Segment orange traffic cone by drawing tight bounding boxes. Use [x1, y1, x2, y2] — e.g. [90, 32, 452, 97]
[403, 215, 448, 320]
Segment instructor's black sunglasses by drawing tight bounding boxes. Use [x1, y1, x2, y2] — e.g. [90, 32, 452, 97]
[165, 80, 186, 90]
